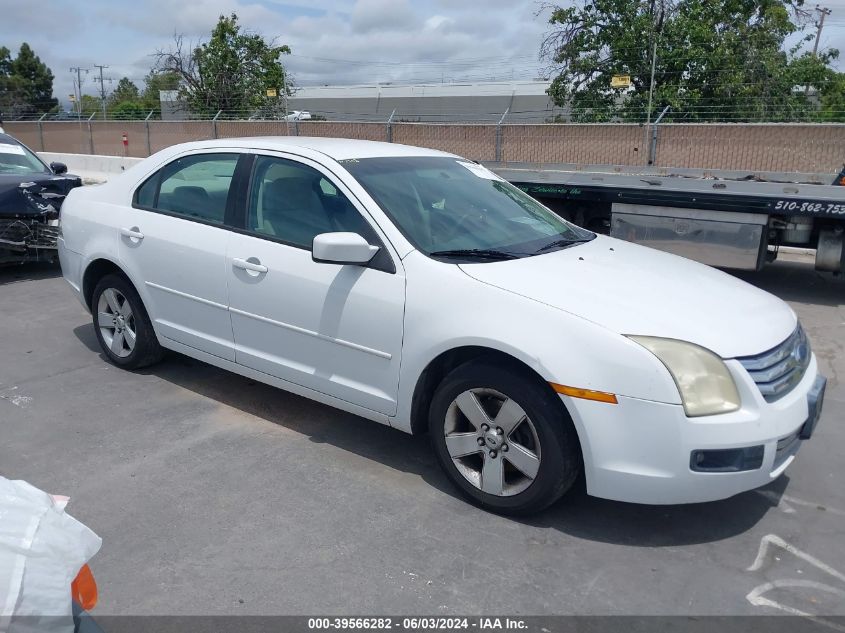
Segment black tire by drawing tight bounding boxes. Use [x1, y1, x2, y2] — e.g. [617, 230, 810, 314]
[91, 273, 164, 369]
[429, 361, 581, 516]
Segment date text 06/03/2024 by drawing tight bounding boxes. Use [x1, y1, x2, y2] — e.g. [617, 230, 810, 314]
[306, 617, 528, 630]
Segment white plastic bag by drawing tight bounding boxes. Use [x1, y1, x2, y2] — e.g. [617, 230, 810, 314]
[0, 477, 101, 633]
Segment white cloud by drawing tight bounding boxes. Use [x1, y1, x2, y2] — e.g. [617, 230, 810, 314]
[350, 0, 418, 33]
[423, 15, 454, 32]
[99, 0, 286, 39]
[4, 0, 841, 112]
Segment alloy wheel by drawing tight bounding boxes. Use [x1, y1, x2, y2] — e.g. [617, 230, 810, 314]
[97, 288, 136, 358]
[443, 388, 542, 496]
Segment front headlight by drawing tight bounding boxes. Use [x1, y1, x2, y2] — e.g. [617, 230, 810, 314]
[628, 336, 741, 417]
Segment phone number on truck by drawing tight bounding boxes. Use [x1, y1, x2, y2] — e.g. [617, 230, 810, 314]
[773, 200, 845, 215]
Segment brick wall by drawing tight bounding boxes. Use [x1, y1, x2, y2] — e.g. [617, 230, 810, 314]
[654, 124, 845, 174]
[392, 124, 497, 161]
[39, 123, 91, 155]
[148, 121, 214, 154]
[6, 120, 845, 174]
[215, 120, 292, 139]
[3, 122, 41, 149]
[90, 122, 149, 158]
[297, 121, 387, 141]
[501, 124, 643, 165]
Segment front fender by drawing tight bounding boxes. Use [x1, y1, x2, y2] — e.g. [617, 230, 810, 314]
[394, 252, 681, 432]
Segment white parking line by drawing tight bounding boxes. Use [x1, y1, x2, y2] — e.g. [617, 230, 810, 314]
[757, 490, 845, 517]
[746, 534, 845, 627]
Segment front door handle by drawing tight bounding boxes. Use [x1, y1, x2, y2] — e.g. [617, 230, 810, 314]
[119, 227, 144, 240]
[232, 257, 268, 274]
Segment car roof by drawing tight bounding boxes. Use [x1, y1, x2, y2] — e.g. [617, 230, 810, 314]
[177, 136, 458, 161]
[0, 133, 21, 145]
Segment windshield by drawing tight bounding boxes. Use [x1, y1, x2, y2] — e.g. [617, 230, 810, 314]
[0, 138, 49, 175]
[341, 156, 594, 260]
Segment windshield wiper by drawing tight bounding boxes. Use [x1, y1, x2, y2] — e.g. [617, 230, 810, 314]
[429, 248, 519, 261]
[535, 237, 593, 253]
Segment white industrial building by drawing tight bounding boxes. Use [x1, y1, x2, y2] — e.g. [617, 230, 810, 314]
[287, 80, 567, 123]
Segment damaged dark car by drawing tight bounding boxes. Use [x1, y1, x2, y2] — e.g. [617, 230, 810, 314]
[0, 133, 82, 265]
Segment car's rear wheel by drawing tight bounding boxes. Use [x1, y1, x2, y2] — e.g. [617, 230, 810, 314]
[429, 361, 581, 515]
[92, 274, 163, 369]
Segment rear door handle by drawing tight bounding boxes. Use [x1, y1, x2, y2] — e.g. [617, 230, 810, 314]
[232, 257, 268, 274]
[119, 227, 144, 240]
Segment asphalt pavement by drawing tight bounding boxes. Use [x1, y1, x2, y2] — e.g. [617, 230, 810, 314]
[1, 257, 843, 617]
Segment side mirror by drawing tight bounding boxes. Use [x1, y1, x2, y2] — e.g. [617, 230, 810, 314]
[312, 232, 379, 265]
[50, 162, 68, 175]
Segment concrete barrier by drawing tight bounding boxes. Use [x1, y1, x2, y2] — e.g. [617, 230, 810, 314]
[39, 152, 144, 185]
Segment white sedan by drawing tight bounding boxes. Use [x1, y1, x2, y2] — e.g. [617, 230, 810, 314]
[58, 137, 825, 515]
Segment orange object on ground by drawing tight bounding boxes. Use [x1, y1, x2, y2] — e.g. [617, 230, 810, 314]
[71, 564, 98, 611]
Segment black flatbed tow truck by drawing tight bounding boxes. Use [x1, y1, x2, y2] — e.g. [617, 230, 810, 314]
[489, 162, 845, 273]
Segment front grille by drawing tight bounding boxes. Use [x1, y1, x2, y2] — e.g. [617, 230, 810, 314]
[0, 219, 31, 250]
[0, 218, 59, 250]
[31, 223, 60, 248]
[737, 325, 811, 402]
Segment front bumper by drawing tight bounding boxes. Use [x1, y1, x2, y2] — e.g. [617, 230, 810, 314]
[564, 354, 824, 505]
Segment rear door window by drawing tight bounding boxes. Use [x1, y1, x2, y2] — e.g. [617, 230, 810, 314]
[134, 153, 239, 225]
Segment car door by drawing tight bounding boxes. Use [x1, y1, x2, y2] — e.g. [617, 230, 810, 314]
[226, 153, 405, 415]
[119, 151, 242, 361]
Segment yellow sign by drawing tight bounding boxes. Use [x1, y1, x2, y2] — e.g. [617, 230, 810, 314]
[266, 88, 277, 97]
[611, 75, 631, 88]
[69, 94, 76, 102]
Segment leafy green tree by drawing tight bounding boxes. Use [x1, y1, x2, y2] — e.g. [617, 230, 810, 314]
[108, 77, 140, 108]
[1, 47, 25, 115]
[79, 94, 102, 116]
[110, 100, 146, 120]
[0, 46, 10, 75]
[0, 43, 57, 116]
[140, 71, 180, 115]
[10, 43, 57, 113]
[541, 0, 839, 122]
[153, 13, 291, 117]
[819, 72, 845, 122]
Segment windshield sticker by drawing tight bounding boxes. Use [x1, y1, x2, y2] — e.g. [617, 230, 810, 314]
[0, 144, 26, 155]
[455, 160, 503, 181]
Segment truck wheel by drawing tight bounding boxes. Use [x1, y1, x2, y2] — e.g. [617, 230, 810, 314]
[429, 361, 581, 515]
[92, 274, 164, 369]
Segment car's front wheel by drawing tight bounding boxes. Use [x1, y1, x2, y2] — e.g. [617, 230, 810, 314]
[92, 274, 163, 369]
[429, 361, 582, 515]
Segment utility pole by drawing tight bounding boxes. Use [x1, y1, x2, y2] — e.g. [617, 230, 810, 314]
[811, 5, 832, 57]
[643, 0, 666, 162]
[282, 71, 289, 120]
[69, 67, 89, 118]
[94, 64, 112, 119]
[805, 6, 832, 98]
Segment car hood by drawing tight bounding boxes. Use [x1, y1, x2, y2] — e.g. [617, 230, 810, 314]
[0, 172, 82, 218]
[458, 234, 796, 358]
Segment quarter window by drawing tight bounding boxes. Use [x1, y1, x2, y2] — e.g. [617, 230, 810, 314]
[134, 153, 239, 225]
[135, 174, 157, 207]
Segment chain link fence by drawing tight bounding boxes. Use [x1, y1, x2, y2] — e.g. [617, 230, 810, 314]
[5, 116, 845, 175]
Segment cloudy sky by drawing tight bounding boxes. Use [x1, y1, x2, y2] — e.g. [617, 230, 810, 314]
[1, 0, 845, 110]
